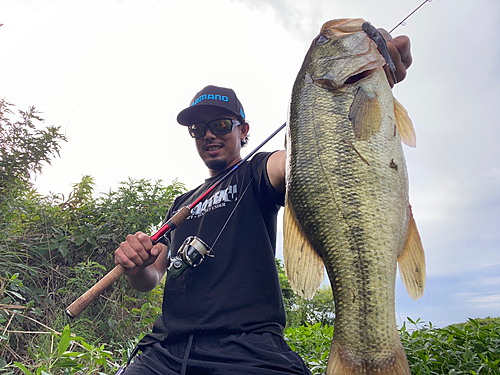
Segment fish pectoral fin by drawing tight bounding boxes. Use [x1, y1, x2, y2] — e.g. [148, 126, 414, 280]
[397, 208, 426, 300]
[349, 86, 382, 141]
[394, 97, 416, 147]
[283, 198, 324, 300]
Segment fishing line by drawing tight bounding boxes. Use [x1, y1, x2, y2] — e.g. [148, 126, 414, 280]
[210, 172, 257, 251]
[149, 123, 286, 245]
[390, 0, 432, 33]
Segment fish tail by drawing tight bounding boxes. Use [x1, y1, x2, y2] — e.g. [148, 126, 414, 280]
[326, 340, 410, 375]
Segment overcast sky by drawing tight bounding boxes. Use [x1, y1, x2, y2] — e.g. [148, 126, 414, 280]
[2, 0, 499, 328]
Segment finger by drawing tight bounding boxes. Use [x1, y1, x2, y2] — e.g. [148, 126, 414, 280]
[377, 28, 392, 41]
[377, 28, 412, 86]
[150, 242, 167, 258]
[115, 250, 141, 275]
[123, 234, 150, 263]
[387, 42, 407, 84]
[117, 233, 151, 267]
[141, 242, 167, 268]
[391, 35, 412, 69]
[377, 28, 411, 68]
[377, 28, 399, 87]
[136, 231, 154, 251]
[115, 246, 140, 269]
[117, 241, 145, 268]
[388, 44, 405, 84]
[387, 36, 412, 84]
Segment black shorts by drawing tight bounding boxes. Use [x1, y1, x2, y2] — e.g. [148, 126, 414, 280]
[123, 331, 311, 375]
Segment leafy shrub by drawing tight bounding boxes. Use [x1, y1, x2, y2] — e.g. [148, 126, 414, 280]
[283, 317, 500, 375]
[276, 259, 335, 328]
[285, 322, 333, 374]
[0, 176, 185, 369]
[401, 317, 500, 374]
[0, 100, 66, 197]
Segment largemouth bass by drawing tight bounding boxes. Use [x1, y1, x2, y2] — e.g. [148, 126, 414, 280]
[283, 18, 426, 375]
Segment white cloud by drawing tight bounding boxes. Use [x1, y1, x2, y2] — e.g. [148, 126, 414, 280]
[452, 292, 500, 310]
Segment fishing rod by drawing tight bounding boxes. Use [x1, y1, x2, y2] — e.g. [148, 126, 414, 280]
[390, 0, 432, 33]
[362, 0, 432, 85]
[65, 122, 287, 318]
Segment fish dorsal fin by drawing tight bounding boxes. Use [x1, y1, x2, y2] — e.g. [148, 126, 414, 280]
[349, 86, 382, 141]
[283, 197, 324, 300]
[393, 97, 416, 147]
[397, 208, 426, 300]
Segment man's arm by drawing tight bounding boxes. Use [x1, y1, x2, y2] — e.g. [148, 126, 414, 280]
[114, 232, 168, 292]
[267, 150, 286, 193]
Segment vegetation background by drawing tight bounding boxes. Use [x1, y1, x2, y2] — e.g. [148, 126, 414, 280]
[1, 102, 499, 374]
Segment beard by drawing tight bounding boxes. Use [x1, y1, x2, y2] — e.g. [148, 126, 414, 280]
[204, 158, 227, 171]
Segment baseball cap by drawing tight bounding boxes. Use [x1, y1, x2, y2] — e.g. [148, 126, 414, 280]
[177, 85, 246, 126]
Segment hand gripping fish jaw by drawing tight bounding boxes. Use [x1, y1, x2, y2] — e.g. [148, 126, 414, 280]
[166, 236, 213, 279]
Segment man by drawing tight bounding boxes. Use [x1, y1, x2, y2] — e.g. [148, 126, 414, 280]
[115, 35, 412, 374]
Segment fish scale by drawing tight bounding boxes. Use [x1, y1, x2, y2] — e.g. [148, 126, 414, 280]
[284, 18, 425, 375]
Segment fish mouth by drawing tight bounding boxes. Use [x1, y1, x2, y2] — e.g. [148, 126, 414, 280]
[315, 67, 375, 89]
[312, 31, 387, 89]
[344, 68, 376, 84]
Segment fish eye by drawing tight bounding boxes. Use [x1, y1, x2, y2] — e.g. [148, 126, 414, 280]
[315, 35, 329, 46]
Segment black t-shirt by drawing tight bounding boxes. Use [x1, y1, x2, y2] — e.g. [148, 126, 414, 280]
[139, 152, 285, 346]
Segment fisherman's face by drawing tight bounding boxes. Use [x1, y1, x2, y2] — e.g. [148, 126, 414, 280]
[193, 112, 249, 177]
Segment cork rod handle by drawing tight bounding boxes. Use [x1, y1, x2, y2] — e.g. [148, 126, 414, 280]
[65, 265, 125, 318]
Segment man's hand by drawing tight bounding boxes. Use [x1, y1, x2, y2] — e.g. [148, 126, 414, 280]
[379, 29, 412, 87]
[114, 231, 166, 276]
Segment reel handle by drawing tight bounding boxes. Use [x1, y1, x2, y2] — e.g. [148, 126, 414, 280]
[65, 265, 125, 318]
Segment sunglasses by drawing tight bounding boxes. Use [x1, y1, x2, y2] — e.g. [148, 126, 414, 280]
[188, 118, 241, 139]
